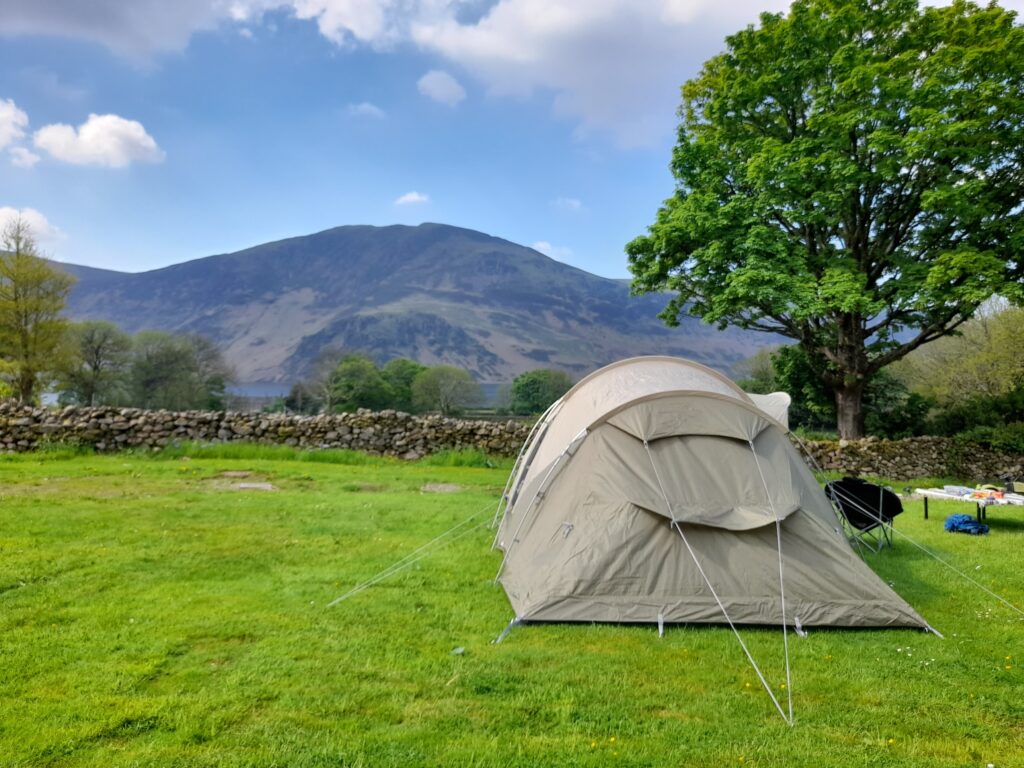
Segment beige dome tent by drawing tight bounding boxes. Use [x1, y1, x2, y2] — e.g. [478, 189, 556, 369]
[494, 356, 927, 630]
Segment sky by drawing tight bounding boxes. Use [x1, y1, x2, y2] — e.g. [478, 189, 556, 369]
[2, 0, 1021, 278]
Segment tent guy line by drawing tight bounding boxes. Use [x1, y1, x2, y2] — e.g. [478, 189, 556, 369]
[325, 504, 492, 607]
[812, 480, 1024, 625]
[647, 438, 793, 725]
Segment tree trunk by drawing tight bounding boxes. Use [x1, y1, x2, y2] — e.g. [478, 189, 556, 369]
[835, 382, 865, 439]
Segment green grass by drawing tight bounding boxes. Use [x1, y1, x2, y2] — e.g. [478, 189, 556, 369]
[1, 451, 1022, 767]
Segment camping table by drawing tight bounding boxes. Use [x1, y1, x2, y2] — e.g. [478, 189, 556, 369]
[916, 489, 1023, 522]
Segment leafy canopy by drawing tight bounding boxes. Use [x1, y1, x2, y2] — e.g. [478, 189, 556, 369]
[57, 320, 132, 406]
[412, 365, 482, 416]
[510, 368, 573, 415]
[0, 217, 75, 403]
[628, 0, 1024, 435]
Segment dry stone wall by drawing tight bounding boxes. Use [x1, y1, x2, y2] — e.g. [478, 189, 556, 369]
[797, 435, 1022, 482]
[0, 404, 530, 461]
[1, 403, 1022, 480]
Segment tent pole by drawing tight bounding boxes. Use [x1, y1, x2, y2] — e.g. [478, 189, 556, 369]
[493, 431, 585, 583]
[491, 399, 562, 536]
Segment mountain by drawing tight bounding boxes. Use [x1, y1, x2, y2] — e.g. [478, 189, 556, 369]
[59, 223, 774, 385]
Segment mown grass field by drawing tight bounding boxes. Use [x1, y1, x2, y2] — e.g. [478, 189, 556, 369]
[1, 446, 1022, 767]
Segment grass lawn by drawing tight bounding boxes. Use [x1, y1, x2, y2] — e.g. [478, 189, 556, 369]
[1, 446, 1022, 767]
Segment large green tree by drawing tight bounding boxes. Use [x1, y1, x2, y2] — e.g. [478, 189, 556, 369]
[411, 365, 482, 416]
[329, 354, 394, 412]
[381, 357, 427, 412]
[627, 0, 1024, 438]
[128, 331, 232, 411]
[58, 320, 132, 406]
[510, 368, 573, 415]
[0, 217, 76, 403]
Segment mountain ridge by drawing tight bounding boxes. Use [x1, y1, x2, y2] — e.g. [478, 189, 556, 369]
[60, 223, 773, 384]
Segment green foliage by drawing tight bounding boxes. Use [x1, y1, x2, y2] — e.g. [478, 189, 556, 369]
[509, 368, 573, 415]
[732, 347, 777, 395]
[0, 217, 76, 403]
[328, 354, 394, 412]
[32, 434, 92, 458]
[411, 365, 483, 415]
[627, 0, 1024, 438]
[290, 355, 482, 415]
[955, 423, 1024, 456]
[2, 454, 1023, 766]
[925, 385, 1024, 437]
[736, 344, 935, 437]
[128, 331, 232, 411]
[893, 303, 1024, 405]
[57, 320, 132, 406]
[771, 345, 837, 432]
[284, 380, 322, 414]
[381, 357, 427, 412]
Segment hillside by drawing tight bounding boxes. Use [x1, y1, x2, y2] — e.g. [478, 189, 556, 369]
[60, 223, 772, 385]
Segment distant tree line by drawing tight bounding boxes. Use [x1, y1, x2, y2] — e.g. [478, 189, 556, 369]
[283, 354, 576, 418]
[283, 353, 484, 416]
[1, 217, 232, 410]
[58, 323, 232, 411]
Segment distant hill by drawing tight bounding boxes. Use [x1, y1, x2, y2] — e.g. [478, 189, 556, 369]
[59, 223, 775, 385]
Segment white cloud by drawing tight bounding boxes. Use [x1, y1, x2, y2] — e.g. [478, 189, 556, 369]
[12, 1, 1020, 144]
[348, 101, 386, 118]
[0, 0, 226, 57]
[394, 190, 429, 205]
[33, 113, 165, 168]
[531, 240, 572, 261]
[552, 196, 583, 212]
[0, 206, 64, 243]
[8, 146, 40, 168]
[0, 98, 29, 150]
[417, 69, 466, 106]
[411, 0, 793, 145]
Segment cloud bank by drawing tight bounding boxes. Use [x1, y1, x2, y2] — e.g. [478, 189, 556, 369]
[8, 1, 1020, 144]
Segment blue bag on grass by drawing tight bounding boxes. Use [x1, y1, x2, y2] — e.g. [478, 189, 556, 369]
[944, 513, 989, 535]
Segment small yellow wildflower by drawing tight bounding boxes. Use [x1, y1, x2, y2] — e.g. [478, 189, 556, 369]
[609, 736, 617, 744]
[887, 739, 895, 746]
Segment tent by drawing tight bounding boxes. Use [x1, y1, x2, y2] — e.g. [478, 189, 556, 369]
[494, 356, 927, 631]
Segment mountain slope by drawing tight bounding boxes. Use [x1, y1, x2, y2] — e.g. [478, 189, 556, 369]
[60, 223, 773, 384]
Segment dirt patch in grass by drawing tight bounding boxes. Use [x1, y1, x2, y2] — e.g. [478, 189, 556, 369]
[421, 483, 462, 493]
[204, 473, 276, 491]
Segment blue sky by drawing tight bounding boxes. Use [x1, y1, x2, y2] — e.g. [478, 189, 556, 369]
[3, 0, 1017, 278]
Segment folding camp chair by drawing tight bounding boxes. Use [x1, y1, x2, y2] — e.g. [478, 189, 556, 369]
[825, 477, 903, 552]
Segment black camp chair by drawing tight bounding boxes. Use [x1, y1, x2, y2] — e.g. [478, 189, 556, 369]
[825, 477, 903, 552]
